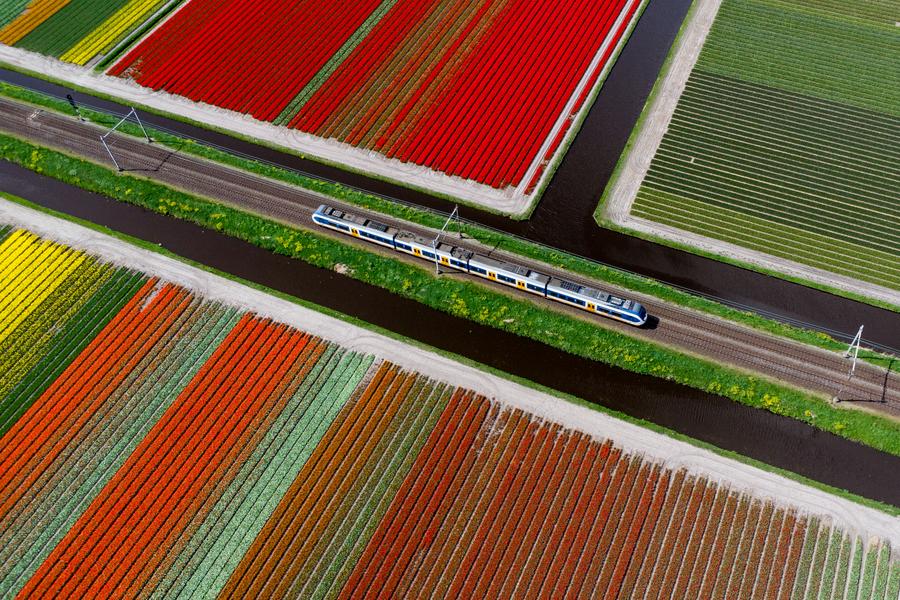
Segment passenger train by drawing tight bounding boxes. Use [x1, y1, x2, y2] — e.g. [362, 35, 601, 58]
[313, 205, 648, 327]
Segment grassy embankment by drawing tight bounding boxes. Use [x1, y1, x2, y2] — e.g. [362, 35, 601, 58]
[2, 131, 899, 460]
[2, 79, 895, 371]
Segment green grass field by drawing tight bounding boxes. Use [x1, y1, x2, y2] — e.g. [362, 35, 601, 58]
[629, 0, 899, 291]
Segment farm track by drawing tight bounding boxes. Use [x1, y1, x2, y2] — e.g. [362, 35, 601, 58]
[1, 96, 896, 415]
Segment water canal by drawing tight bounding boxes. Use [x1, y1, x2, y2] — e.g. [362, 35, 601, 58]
[2, 162, 898, 507]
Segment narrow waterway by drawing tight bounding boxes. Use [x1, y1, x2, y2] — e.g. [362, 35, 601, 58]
[3, 0, 897, 349]
[2, 162, 898, 507]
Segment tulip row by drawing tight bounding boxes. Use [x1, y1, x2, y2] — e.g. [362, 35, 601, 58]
[0, 0, 174, 64]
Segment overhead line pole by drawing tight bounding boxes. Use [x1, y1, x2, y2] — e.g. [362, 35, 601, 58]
[432, 205, 460, 275]
[100, 107, 151, 171]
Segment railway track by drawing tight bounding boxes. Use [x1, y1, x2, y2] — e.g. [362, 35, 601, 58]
[1, 97, 897, 416]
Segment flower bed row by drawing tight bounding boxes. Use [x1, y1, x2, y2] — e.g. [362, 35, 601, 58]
[0, 0, 173, 64]
[109, 0, 642, 190]
[1, 226, 897, 598]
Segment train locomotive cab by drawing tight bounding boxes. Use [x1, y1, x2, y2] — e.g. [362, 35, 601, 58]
[313, 205, 398, 249]
[547, 278, 648, 326]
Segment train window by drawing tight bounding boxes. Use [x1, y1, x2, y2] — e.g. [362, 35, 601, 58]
[527, 284, 543, 292]
[396, 243, 411, 251]
[497, 275, 515, 284]
[470, 266, 486, 275]
[423, 251, 435, 259]
[451, 260, 467, 268]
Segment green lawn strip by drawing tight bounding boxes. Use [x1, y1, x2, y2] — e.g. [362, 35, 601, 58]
[801, 524, 831, 599]
[0, 258, 112, 397]
[860, 543, 880, 599]
[274, 0, 400, 125]
[871, 543, 893, 600]
[886, 560, 900, 600]
[15, 0, 131, 58]
[632, 187, 898, 284]
[293, 375, 432, 597]
[4, 191, 898, 520]
[3, 139, 900, 457]
[813, 529, 843, 599]
[829, 534, 852, 600]
[761, 0, 898, 27]
[0, 225, 11, 240]
[0, 2, 28, 29]
[790, 517, 820, 599]
[0, 267, 145, 437]
[6, 79, 897, 344]
[162, 347, 366, 599]
[317, 384, 452, 600]
[0, 302, 236, 597]
[697, 1, 900, 116]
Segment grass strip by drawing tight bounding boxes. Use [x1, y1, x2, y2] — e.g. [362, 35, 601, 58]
[1, 134, 899, 459]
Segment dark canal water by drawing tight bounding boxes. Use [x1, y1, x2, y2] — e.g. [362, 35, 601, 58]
[2, 162, 898, 507]
[2, 0, 898, 350]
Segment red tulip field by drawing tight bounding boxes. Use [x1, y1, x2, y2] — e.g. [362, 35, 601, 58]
[107, 0, 643, 192]
[0, 225, 898, 599]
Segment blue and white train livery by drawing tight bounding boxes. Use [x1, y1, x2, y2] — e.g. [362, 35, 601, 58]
[312, 205, 648, 327]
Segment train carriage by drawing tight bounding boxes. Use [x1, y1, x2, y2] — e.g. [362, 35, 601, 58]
[467, 254, 549, 296]
[312, 205, 648, 327]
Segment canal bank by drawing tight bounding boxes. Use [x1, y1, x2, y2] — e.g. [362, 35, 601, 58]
[2, 163, 898, 508]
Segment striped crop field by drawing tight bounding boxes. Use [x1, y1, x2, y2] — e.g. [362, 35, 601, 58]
[106, 0, 644, 194]
[629, 0, 900, 290]
[0, 0, 182, 66]
[1, 224, 898, 598]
